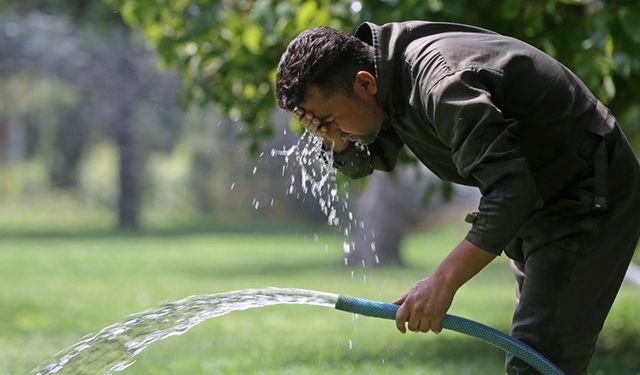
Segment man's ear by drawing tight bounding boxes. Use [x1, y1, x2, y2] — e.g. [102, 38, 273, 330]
[354, 71, 377, 95]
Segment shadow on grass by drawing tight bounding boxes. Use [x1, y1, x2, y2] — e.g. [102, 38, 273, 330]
[283, 335, 507, 371]
[281, 335, 640, 374]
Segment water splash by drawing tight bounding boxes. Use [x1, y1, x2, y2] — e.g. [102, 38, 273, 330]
[33, 288, 338, 375]
[271, 131, 345, 227]
[271, 131, 376, 263]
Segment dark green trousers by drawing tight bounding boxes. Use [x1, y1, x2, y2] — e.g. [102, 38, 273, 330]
[505, 125, 640, 375]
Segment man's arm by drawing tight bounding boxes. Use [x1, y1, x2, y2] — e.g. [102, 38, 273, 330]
[394, 239, 497, 333]
[424, 70, 541, 254]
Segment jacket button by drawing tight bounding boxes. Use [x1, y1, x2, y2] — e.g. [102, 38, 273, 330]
[535, 199, 545, 210]
[464, 212, 478, 224]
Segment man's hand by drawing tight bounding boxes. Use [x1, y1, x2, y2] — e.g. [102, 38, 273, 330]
[293, 107, 351, 153]
[393, 272, 455, 334]
[393, 239, 497, 334]
[293, 107, 323, 136]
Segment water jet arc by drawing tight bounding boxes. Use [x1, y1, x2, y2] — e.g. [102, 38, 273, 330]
[334, 294, 565, 375]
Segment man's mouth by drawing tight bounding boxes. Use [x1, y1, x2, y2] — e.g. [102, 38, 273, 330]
[341, 132, 378, 146]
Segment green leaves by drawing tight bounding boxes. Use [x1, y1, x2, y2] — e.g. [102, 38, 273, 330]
[242, 24, 263, 54]
[295, 1, 331, 30]
[108, 0, 640, 154]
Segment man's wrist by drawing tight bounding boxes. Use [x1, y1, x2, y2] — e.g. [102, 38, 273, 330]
[432, 268, 461, 294]
[434, 240, 497, 292]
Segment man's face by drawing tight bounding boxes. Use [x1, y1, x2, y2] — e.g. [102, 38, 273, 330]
[299, 74, 384, 146]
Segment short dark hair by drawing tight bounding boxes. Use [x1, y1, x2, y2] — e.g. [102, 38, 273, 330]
[275, 26, 375, 111]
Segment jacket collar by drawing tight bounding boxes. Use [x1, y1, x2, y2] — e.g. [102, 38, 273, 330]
[354, 21, 497, 120]
[354, 21, 408, 119]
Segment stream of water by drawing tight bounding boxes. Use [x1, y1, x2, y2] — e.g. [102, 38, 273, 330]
[32, 288, 338, 375]
[34, 132, 365, 374]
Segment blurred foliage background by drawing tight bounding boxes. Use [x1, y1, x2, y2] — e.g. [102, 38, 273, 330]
[1, 0, 639, 265]
[1, 0, 638, 234]
[109, 0, 640, 151]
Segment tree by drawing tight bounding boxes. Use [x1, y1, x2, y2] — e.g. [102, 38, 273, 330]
[107, 0, 640, 144]
[108, 0, 640, 263]
[0, 11, 182, 229]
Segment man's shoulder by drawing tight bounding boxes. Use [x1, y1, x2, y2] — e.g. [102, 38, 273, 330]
[401, 31, 539, 88]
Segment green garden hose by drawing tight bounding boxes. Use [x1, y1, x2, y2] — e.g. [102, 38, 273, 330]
[335, 294, 565, 375]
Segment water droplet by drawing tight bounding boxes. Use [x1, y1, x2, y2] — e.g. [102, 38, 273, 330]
[230, 183, 236, 191]
[343, 242, 351, 254]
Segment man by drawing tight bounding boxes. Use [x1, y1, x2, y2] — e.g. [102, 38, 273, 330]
[275, 21, 640, 375]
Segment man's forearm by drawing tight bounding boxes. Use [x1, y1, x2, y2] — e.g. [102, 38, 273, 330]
[433, 239, 497, 292]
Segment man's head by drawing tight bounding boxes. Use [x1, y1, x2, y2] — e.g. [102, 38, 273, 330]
[276, 26, 385, 146]
[276, 26, 375, 111]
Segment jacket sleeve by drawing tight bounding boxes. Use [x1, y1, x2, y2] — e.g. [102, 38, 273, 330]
[332, 124, 405, 179]
[424, 69, 541, 254]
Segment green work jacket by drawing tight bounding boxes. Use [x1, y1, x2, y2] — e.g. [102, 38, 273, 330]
[333, 21, 615, 254]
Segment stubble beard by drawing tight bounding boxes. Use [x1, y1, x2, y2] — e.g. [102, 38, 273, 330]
[356, 118, 383, 146]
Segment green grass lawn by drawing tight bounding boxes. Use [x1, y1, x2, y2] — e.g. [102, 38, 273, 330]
[0, 208, 639, 374]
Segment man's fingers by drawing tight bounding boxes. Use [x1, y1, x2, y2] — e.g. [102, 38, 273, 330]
[395, 304, 408, 334]
[393, 294, 407, 305]
[431, 317, 442, 334]
[419, 319, 431, 333]
[407, 314, 421, 332]
[292, 108, 331, 139]
[304, 112, 314, 121]
[299, 113, 323, 134]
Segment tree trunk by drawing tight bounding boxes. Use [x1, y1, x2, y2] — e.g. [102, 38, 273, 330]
[114, 109, 142, 230]
[347, 166, 430, 267]
[49, 107, 86, 189]
[7, 111, 27, 163]
[191, 146, 215, 212]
